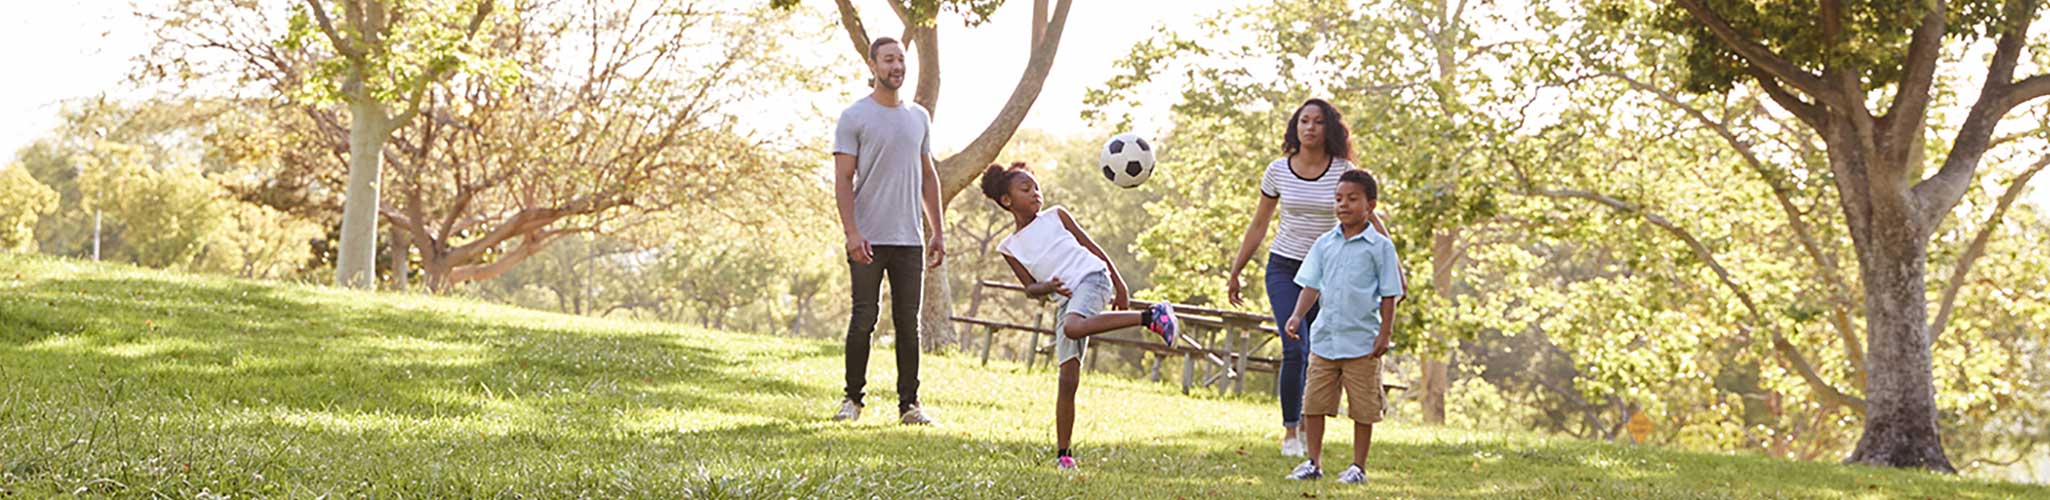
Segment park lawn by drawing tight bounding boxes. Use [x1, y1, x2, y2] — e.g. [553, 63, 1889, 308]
[0, 253, 2040, 499]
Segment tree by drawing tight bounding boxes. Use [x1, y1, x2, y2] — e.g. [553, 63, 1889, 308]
[1655, 0, 2050, 471]
[288, 0, 499, 289]
[0, 166, 58, 253]
[375, 1, 821, 292]
[774, 0, 1079, 351]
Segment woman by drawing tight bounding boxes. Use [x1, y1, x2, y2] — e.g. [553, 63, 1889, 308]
[1224, 98, 1399, 457]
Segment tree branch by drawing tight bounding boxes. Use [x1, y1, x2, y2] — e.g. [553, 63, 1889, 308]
[932, 0, 1074, 203]
[1882, 6, 1947, 167]
[1672, 0, 1844, 110]
[1744, 65, 1826, 131]
[1604, 69, 1868, 380]
[831, 0, 873, 65]
[1930, 154, 2048, 342]
[1914, 0, 2041, 231]
[1514, 172, 1867, 413]
[303, 0, 364, 59]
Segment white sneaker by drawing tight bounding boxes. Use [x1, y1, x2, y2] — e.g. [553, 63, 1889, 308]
[1285, 459, 1322, 480]
[1337, 464, 1368, 484]
[832, 398, 862, 421]
[1281, 435, 1306, 457]
[899, 404, 935, 425]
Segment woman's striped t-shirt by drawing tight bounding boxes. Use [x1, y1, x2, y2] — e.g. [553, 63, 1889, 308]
[1260, 156, 1354, 261]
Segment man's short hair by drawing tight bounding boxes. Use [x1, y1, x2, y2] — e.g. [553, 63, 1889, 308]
[870, 37, 901, 60]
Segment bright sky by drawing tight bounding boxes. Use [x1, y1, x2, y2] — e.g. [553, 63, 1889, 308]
[0, 1, 158, 165]
[1, 0, 2043, 213]
[0, 0, 1253, 165]
[794, 0, 1257, 151]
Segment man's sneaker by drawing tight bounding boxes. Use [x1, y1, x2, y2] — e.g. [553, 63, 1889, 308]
[1337, 464, 1368, 484]
[899, 404, 935, 425]
[1057, 456, 1078, 470]
[1281, 434, 1307, 457]
[832, 398, 862, 421]
[1145, 303, 1180, 345]
[1285, 459, 1322, 480]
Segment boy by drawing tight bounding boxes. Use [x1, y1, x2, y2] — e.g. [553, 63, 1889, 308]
[1281, 169, 1404, 484]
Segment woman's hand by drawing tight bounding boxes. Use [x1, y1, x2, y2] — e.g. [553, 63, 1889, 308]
[1226, 271, 1245, 307]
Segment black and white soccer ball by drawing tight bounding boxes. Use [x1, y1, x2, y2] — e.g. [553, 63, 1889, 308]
[1098, 133, 1156, 189]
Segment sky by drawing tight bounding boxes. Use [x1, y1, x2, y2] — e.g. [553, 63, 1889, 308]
[0, 0, 1253, 165]
[0, 1, 158, 163]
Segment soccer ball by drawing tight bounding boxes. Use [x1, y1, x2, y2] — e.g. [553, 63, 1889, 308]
[1099, 133, 1156, 189]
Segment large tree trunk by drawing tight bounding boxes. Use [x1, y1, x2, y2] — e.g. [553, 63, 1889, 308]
[335, 94, 389, 289]
[1820, 115, 1954, 471]
[1420, 227, 1458, 424]
[389, 223, 410, 292]
[1845, 206, 1954, 472]
[919, 259, 957, 352]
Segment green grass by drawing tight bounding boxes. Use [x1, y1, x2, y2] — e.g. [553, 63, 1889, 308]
[0, 253, 2039, 498]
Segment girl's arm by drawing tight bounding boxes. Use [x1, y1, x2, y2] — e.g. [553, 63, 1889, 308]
[1056, 208, 1128, 309]
[1005, 254, 1066, 298]
[1226, 196, 1280, 307]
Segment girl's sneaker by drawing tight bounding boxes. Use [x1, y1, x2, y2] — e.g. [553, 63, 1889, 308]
[1337, 464, 1368, 484]
[1145, 303, 1180, 345]
[1285, 459, 1322, 480]
[1057, 456, 1078, 470]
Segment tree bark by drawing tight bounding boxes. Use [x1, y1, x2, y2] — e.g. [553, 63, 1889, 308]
[335, 93, 389, 289]
[389, 221, 410, 291]
[1421, 227, 1457, 424]
[1824, 110, 1953, 472]
[1845, 213, 1953, 472]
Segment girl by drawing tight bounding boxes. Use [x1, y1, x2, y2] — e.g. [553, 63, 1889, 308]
[982, 162, 1180, 471]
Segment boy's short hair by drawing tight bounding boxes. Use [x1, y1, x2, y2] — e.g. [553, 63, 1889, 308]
[1339, 169, 1379, 200]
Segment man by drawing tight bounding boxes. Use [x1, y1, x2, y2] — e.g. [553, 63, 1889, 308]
[831, 37, 945, 425]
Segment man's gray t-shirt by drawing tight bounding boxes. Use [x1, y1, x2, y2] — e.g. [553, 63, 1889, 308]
[833, 96, 932, 247]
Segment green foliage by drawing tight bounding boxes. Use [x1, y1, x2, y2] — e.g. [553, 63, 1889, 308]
[196, 202, 324, 280]
[280, 0, 512, 105]
[0, 166, 58, 252]
[74, 142, 229, 269]
[1648, 0, 2012, 94]
[1, 253, 2040, 497]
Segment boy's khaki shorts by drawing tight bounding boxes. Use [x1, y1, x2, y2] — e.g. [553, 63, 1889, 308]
[1304, 353, 1384, 424]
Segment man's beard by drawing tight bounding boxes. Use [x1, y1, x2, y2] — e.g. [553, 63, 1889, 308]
[876, 72, 904, 91]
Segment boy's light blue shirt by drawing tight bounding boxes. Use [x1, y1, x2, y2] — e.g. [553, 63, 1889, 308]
[1292, 224, 1405, 360]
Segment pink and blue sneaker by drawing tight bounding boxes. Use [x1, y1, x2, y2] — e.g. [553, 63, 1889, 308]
[1145, 303, 1179, 345]
[1057, 456, 1078, 470]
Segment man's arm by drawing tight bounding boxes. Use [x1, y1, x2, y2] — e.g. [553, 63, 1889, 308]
[921, 153, 944, 268]
[835, 153, 872, 264]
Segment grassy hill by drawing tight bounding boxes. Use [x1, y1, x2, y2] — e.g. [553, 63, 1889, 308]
[0, 253, 2039, 498]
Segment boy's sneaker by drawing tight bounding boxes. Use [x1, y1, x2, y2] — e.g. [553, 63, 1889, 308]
[1337, 464, 1368, 484]
[1285, 460, 1322, 480]
[899, 404, 935, 425]
[1281, 435, 1306, 457]
[1145, 303, 1180, 345]
[832, 398, 862, 421]
[1057, 456, 1078, 470]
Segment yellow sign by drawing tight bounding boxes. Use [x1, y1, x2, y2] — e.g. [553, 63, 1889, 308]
[1627, 411, 1654, 444]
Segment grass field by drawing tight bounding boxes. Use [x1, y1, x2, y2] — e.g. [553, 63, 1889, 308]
[0, 253, 2040, 498]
